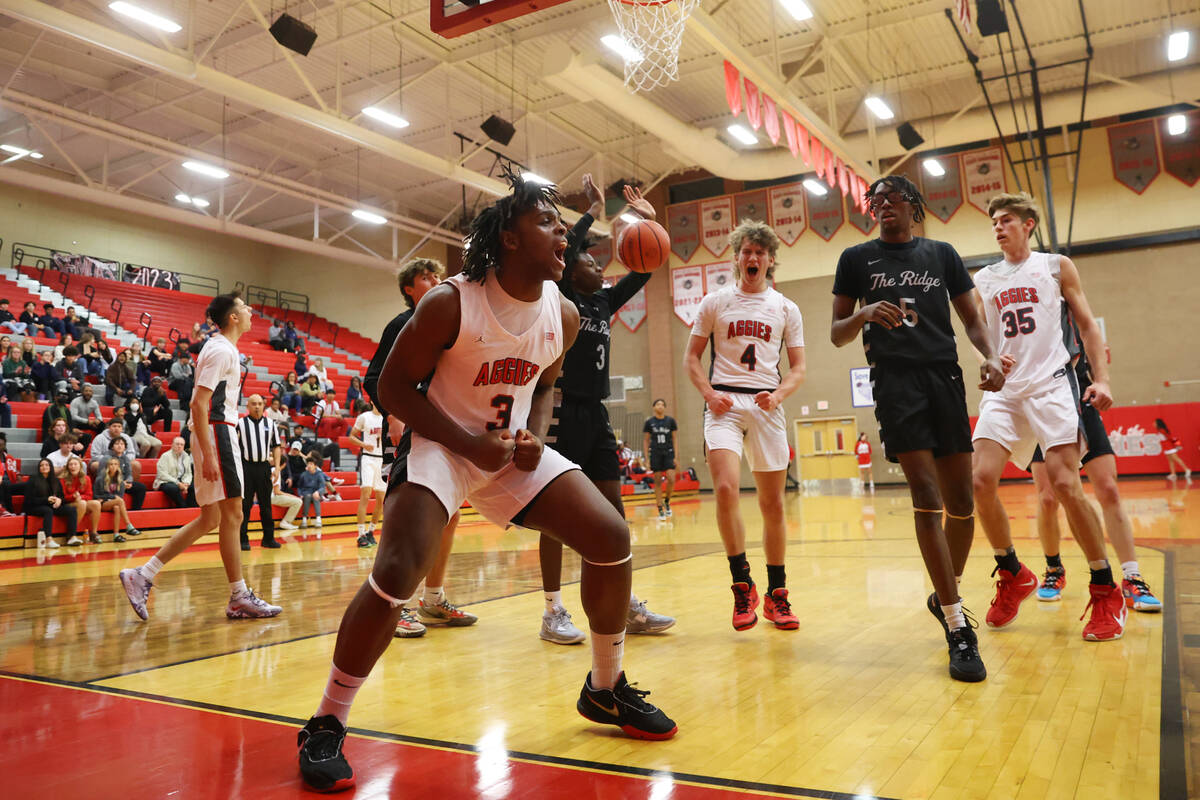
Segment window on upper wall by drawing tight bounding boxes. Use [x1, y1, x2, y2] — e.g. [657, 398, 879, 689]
[668, 176, 727, 204]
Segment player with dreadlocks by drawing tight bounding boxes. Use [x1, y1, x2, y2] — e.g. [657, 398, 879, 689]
[295, 171, 676, 794]
[831, 175, 1005, 683]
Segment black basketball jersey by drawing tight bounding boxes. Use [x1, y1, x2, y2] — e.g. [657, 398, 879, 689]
[643, 415, 677, 453]
[364, 307, 414, 469]
[832, 237, 974, 367]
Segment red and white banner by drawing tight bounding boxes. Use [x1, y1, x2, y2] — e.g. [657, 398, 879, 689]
[744, 78, 762, 130]
[1108, 119, 1160, 194]
[615, 286, 647, 333]
[782, 112, 799, 158]
[811, 138, 825, 180]
[797, 120, 812, 166]
[962, 147, 1006, 215]
[846, 192, 877, 235]
[920, 156, 965, 222]
[704, 261, 735, 294]
[723, 60, 742, 116]
[837, 158, 849, 196]
[672, 266, 705, 326]
[665, 201, 700, 261]
[956, 0, 972, 35]
[699, 196, 734, 257]
[734, 189, 769, 225]
[762, 95, 780, 145]
[807, 183, 844, 241]
[768, 183, 807, 245]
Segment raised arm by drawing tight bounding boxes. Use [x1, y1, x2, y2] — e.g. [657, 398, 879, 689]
[1059, 256, 1111, 410]
[950, 290, 1005, 392]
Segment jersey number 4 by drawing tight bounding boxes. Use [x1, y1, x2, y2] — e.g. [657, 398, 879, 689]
[486, 394, 514, 431]
[740, 344, 757, 371]
[1001, 307, 1036, 338]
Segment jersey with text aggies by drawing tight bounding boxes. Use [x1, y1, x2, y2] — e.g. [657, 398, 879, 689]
[423, 274, 563, 436]
[691, 286, 804, 390]
[193, 332, 241, 423]
[973, 251, 1070, 398]
[353, 410, 384, 455]
[832, 237, 974, 367]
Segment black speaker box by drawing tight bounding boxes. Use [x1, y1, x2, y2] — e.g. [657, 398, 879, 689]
[480, 115, 516, 147]
[269, 14, 317, 57]
[897, 122, 925, 150]
[976, 0, 1009, 36]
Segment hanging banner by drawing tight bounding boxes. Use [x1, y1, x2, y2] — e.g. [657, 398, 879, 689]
[704, 261, 735, 295]
[846, 193, 877, 235]
[1159, 113, 1200, 187]
[797, 120, 812, 166]
[672, 266, 705, 326]
[744, 79, 762, 130]
[826, 149, 837, 191]
[807, 185, 844, 241]
[699, 196, 734, 257]
[734, 189, 769, 225]
[588, 232, 613, 269]
[837, 158, 850, 196]
[962, 147, 1006, 215]
[782, 113, 799, 158]
[666, 202, 700, 261]
[616, 286, 647, 333]
[1107, 120, 1159, 194]
[768, 183, 807, 245]
[811, 138, 825, 180]
[723, 61, 742, 116]
[762, 95, 780, 145]
[920, 157, 964, 222]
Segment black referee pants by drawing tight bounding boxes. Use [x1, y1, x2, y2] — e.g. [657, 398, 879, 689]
[240, 461, 275, 545]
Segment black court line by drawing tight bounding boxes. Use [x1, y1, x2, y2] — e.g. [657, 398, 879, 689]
[0, 670, 901, 800]
[1159, 549, 1186, 800]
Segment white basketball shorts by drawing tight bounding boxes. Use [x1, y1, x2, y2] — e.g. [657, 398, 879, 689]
[703, 392, 789, 472]
[359, 454, 387, 492]
[973, 372, 1084, 469]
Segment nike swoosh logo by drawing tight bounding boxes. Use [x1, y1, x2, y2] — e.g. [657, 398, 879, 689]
[333, 680, 355, 688]
[868, 259, 883, 265]
[1020, 579, 1036, 588]
[587, 694, 620, 717]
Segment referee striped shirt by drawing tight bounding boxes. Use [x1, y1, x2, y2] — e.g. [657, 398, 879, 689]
[237, 414, 281, 464]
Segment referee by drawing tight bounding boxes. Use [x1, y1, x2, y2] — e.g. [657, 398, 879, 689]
[238, 393, 282, 550]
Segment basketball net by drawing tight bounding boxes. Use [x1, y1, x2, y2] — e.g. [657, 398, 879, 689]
[607, 0, 700, 92]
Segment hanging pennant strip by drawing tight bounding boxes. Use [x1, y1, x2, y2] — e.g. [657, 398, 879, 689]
[723, 61, 742, 116]
[797, 121, 811, 166]
[782, 112, 799, 157]
[762, 95, 780, 144]
[744, 78, 762, 130]
[812, 138, 825, 180]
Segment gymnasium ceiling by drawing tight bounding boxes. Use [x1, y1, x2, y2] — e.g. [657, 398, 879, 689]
[0, 0, 1196, 268]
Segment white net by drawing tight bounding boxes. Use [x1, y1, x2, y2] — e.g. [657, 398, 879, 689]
[606, 0, 700, 92]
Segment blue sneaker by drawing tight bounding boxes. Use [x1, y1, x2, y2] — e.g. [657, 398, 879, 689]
[1037, 567, 1065, 602]
[1122, 577, 1162, 612]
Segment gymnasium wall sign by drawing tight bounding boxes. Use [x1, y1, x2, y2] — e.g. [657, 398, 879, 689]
[734, 189, 769, 226]
[1107, 120, 1160, 194]
[962, 147, 1006, 215]
[671, 265, 705, 325]
[666, 201, 700, 262]
[768, 183, 807, 245]
[699, 197, 734, 257]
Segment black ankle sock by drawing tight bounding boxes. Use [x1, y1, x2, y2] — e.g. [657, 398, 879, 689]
[1046, 553, 1063, 569]
[995, 548, 1021, 576]
[727, 553, 751, 585]
[766, 564, 786, 594]
[1090, 566, 1115, 587]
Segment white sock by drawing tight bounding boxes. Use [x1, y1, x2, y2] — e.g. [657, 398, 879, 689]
[941, 601, 966, 631]
[367, 523, 376, 533]
[357, 523, 365, 535]
[140, 555, 164, 580]
[315, 664, 366, 725]
[589, 631, 624, 690]
[1121, 560, 1140, 579]
[992, 548, 1009, 557]
[230, 579, 248, 597]
[424, 586, 445, 605]
[544, 591, 563, 613]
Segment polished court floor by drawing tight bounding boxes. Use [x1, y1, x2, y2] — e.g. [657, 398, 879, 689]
[2, 479, 1196, 799]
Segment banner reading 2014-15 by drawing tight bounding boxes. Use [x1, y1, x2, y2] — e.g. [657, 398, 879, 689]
[962, 147, 1005, 215]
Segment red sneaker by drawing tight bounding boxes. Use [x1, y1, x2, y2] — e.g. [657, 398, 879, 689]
[1081, 582, 1127, 641]
[730, 582, 759, 631]
[985, 564, 1038, 628]
[762, 588, 799, 630]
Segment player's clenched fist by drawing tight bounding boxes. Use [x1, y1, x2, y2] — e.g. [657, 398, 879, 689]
[512, 429, 543, 472]
[861, 300, 903, 329]
[469, 429, 516, 472]
[705, 391, 733, 416]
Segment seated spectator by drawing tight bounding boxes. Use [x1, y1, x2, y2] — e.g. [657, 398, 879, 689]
[0, 379, 10, 430]
[47, 433, 76, 473]
[298, 374, 323, 412]
[20, 336, 36, 367]
[60, 455, 103, 545]
[127, 341, 151, 388]
[39, 303, 62, 338]
[123, 397, 162, 458]
[172, 335, 192, 360]
[277, 370, 302, 412]
[627, 457, 654, 488]
[0, 299, 27, 335]
[282, 320, 303, 353]
[190, 321, 205, 341]
[2, 343, 32, 398]
[61, 308, 83, 340]
[69, 384, 105, 441]
[53, 345, 86, 398]
[105, 437, 146, 510]
[78, 333, 104, 378]
[52, 333, 74, 363]
[93, 455, 140, 539]
[283, 441, 307, 494]
[345, 376, 364, 408]
[296, 456, 329, 528]
[139, 376, 173, 431]
[19, 302, 40, 337]
[616, 440, 632, 476]
[293, 349, 308, 377]
[31, 350, 56, 399]
[148, 337, 173, 375]
[93, 337, 115, 376]
[154, 436, 196, 509]
[266, 396, 292, 438]
[268, 319, 286, 351]
[105, 349, 136, 405]
[304, 357, 333, 393]
[41, 397, 76, 451]
[269, 464, 301, 531]
[27, 458, 77, 549]
[0, 432, 25, 517]
[88, 418, 137, 476]
[168, 351, 194, 407]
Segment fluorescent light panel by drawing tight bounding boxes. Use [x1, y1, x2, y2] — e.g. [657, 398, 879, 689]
[1168, 114, 1187, 136]
[779, 0, 814, 22]
[802, 178, 828, 196]
[0, 144, 42, 159]
[923, 158, 946, 177]
[727, 124, 758, 145]
[361, 105, 410, 129]
[864, 96, 895, 120]
[174, 193, 191, 203]
[191, 197, 210, 208]
[108, 2, 182, 33]
[352, 209, 387, 225]
[182, 160, 229, 179]
[523, 172, 553, 185]
[601, 34, 643, 62]
[1168, 31, 1190, 62]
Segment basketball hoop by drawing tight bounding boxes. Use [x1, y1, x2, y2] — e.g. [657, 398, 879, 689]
[606, 0, 699, 92]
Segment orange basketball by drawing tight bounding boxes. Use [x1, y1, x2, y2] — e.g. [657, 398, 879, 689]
[616, 219, 671, 273]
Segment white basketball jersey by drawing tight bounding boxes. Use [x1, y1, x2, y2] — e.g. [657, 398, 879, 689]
[354, 410, 383, 453]
[691, 285, 805, 391]
[974, 251, 1070, 397]
[193, 333, 241, 423]
[423, 275, 563, 437]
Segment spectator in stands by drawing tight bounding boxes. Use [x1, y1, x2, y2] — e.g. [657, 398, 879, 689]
[139, 376, 172, 432]
[269, 463, 300, 531]
[277, 370, 302, 411]
[94, 456, 140, 539]
[304, 357, 333, 393]
[168, 351, 194, 408]
[79, 333, 103, 378]
[39, 303, 62, 338]
[297, 456, 328, 528]
[148, 337, 173, 375]
[0, 433, 26, 517]
[284, 441, 307, 494]
[88, 418, 136, 474]
[314, 390, 347, 468]
[42, 396, 76, 449]
[0, 299, 27, 335]
[268, 320, 286, 351]
[345, 376, 363, 408]
[154, 436, 196, 509]
[61, 308, 83, 340]
[627, 457, 654, 489]
[60, 455, 103, 545]
[127, 341, 151, 388]
[0, 336, 11, 357]
[293, 348, 307, 377]
[0, 378, 11, 430]
[19, 302, 39, 336]
[190, 321, 206, 341]
[69, 384, 105, 443]
[106, 436, 146, 510]
[282, 320, 302, 353]
[93, 337, 115, 375]
[2, 344, 31, 403]
[28, 457, 77, 549]
[298, 373, 322, 412]
[266, 395, 292, 438]
[616, 440, 632, 476]
[47, 433, 75, 473]
[123, 397, 162, 458]
[105, 350, 136, 406]
[53, 333, 74, 363]
[53, 345, 85, 397]
[20, 337, 36, 367]
[31, 350, 55, 400]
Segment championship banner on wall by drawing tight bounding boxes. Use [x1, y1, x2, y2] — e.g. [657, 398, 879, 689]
[768, 183, 806, 245]
[704, 262, 734, 294]
[672, 266, 705, 326]
[1159, 112, 1200, 186]
[962, 147, 1005, 215]
[807, 183, 844, 241]
[666, 201, 700, 261]
[699, 196, 734, 257]
[615, 286, 647, 333]
[920, 157, 964, 222]
[1107, 120, 1160, 194]
[734, 189, 769, 225]
[588, 232, 612, 269]
[846, 193, 877, 235]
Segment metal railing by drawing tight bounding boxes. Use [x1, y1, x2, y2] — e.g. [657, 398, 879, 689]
[138, 312, 152, 347]
[109, 298, 123, 330]
[279, 290, 309, 313]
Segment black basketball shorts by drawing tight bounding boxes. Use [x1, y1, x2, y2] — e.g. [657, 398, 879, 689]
[648, 450, 675, 472]
[871, 362, 973, 463]
[545, 398, 621, 482]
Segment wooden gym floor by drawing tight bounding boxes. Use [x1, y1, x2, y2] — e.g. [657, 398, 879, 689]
[1, 478, 1196, 799]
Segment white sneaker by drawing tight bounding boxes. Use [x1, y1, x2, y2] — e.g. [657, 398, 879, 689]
[279, 520, 298, 530]
[225, 588, 283, 619]
[393, 608, 427, 638]
[45, 536, 60, 549]
[119, 567, 153, 621]
[300, 518, 308, 528]
[315, 517, 323, 527]
[626, 598, 676, 634]
[66, 536, 83, 547]
[539, 606, 586, 645]
[36, 530, 46, 548]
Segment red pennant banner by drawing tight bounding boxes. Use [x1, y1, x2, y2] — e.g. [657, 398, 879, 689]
[826, 149, 837, 189]
[812, 138, 825, 180]
[1161, 112, 1200, 186]
[723, 61, 742, 116]
[837, 158, 850, 196]
[744, 79, 762, 130]
[665, 201, 700, 261]
[797, 121, 811, 166]
[763, 95, 780, 144]
[782, 113, 799, 157]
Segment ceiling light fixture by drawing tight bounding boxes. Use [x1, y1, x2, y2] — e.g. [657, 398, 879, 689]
[1167, 31, 1190, 62]
[778, 0, 814, 22]
[352, 209, 387, 225]
[174, 193, 192, 203]
[1167, 114, 1187, 136]
[864, 96, 895, 120]
[0, 144, 43, 160]
[802, 178, 828, 196]
[522, 172, 553, 185]
[727, 124, 758, 146]
[362, 106, 410, 129]
[923, 158, 946, 177]
[108, 2, 182, 33]
[191, 197, 211, 208]
[182, 160, 229, 179]
[601, 34, 643, 62]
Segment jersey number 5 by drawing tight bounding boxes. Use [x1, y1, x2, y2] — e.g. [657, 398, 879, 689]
[740, 344, 757, 371]
[486, 394, 514, 431]
[899, 297, 919, 327]
[1000, 307, 1036, 338]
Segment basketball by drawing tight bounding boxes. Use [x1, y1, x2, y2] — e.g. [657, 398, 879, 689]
[616, 219, 671, 273]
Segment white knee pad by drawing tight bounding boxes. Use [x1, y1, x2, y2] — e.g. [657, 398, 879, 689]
[583, 553, 632, 567]
[368, 573, 404, 608]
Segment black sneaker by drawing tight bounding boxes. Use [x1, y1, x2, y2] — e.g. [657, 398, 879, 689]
[366, 530, 377, 546]
[577, 671, 677, 740]
[298, 715, 355, 793]
[946, 624, 987, 683]
[356, 534, 372, 548]
[927, 592, 949, 635]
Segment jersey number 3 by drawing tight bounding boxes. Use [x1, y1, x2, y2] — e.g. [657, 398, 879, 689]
[1001, 307, 1036, 338]
[487, 394, 514, 431]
